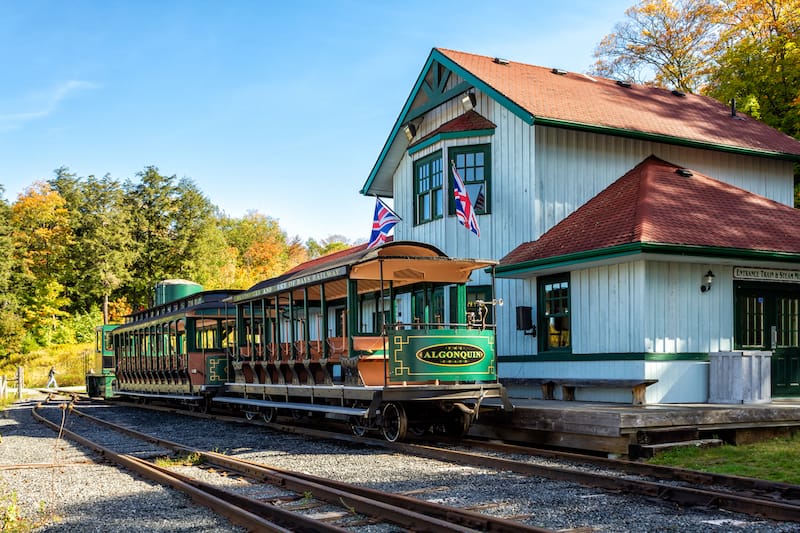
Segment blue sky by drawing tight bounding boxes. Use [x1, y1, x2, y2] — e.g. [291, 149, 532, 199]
[0, 0, 633, 242]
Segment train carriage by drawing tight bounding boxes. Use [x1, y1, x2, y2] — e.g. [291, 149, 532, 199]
[214, 240, 512, 441]
[110, 280, 241, 408]
[85, 323, 119, 399]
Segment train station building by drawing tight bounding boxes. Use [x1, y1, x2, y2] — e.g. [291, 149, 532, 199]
[360, 48, 800, 404]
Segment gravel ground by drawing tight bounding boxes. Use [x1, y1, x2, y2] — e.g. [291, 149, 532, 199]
[3, 396, 800, 532]
[0, 397, 242, 532]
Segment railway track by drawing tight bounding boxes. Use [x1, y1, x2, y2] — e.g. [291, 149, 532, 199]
[32, 397, 550, 532]
[36, 393, 800, 529]
[117, 394, 800, 523]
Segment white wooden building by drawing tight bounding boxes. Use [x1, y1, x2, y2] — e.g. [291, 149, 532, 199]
[360, 48, 800, 403]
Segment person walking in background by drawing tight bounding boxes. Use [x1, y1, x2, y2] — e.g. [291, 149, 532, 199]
[46, 366, 57, 388]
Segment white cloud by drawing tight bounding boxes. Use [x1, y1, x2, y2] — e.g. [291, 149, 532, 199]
[0, 80, 98, 131]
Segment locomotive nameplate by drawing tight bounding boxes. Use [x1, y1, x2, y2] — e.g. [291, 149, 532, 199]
[415, 344, 485, 366]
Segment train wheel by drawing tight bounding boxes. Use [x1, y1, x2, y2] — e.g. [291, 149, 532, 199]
[244, 410, 257, 421]
[381, 402, 408, 442]
[350, 416, 368, 437]
[261, 407, 276, 424]
[444, 411, 472, 438]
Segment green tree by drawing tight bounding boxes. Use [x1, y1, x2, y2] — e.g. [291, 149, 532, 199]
[125, 167, 226, 307]
[306, 235, 351, 259]
[592, 0, 721, 92]
[0, 186, 23, 360]
[170, 177, 229, 289]
[50, 168, 137, 323]
[706, 0, 800, 137]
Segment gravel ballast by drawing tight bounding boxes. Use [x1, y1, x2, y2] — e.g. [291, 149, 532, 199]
[0, 399, 242, 532]
[3, 397, 800, 532]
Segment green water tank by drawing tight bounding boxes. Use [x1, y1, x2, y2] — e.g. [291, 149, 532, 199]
[154, 279, 203, 306]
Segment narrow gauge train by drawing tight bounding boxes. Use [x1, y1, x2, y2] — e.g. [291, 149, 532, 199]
[94, 241, 511, 441]
[106, 280, 242, 408]
[213, 240, 511, 441]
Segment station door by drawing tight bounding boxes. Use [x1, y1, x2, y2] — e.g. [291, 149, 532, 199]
[735, 282, 800, 397]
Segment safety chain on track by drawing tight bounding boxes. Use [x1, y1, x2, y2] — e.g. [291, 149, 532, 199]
[32, 399, 552, 533]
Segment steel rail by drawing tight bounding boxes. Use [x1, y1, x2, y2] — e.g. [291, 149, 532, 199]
[31, 404, 300, 532]
[461, 438, 800, 503]
[39, 402, 550, 533]
[386, 441, 800, 523]
[94, 399, 800, 522]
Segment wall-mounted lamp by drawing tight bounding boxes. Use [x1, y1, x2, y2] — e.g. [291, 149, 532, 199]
[461, 91, 476, 112]
[700, 270, 715, 293]
[403, 122, 417, 141]
[516, 306, 537, 336]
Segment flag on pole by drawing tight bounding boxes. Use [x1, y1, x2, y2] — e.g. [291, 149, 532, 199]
[367, 197, 401, 248]
[451, 161, 480, 237]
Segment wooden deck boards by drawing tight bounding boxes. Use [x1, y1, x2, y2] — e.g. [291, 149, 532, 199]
[477, 399, 800, 456]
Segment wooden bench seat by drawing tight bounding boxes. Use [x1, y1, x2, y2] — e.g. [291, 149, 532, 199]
[511, 378, 658, 405]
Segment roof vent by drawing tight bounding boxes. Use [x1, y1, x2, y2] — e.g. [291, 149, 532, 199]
[676, 168, 693, 177]
[551, 68, 568, 75]
[671, 89, 686, 97]
[493, 57, 509, 65]
[616, 80, 632, 88]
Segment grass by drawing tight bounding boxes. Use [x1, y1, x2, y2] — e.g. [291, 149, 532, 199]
[0, 343, 93, 390]
[0, 490, 47, 532]
[647, 432, 800, 484]
[154, 452, 204, 467]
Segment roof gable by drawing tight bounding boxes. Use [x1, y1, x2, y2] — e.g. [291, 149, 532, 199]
[361, 48, 800, 197]
[499, 156, 800, 268]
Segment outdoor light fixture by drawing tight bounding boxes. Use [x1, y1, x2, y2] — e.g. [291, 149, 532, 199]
[403, 122, 417, 141]
[461, 91, 476, 112]
[700, 270, 715, 293]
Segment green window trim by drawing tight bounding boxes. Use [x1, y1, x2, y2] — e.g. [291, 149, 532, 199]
[447, 144, 491, 216]
[538, 273, 571, 353]
[413, 150, 444, 225]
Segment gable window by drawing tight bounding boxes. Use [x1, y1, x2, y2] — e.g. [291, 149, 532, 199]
[538, 274, 570, 352]
[414, 150, 443, 225]
[448, 144, 490, 215]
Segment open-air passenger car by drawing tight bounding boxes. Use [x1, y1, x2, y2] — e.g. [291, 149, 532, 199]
[213, 240, 511, 441]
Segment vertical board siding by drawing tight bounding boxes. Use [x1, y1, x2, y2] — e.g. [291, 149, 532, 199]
[572, 262, 646, 354]
[644, 262, 734, 354]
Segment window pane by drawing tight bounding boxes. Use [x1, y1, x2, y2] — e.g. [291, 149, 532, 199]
[540, 276, 570, 351]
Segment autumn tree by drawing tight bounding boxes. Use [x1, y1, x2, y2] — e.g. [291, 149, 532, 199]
[219, 211, 308, 289]
[10, 182, 73, 347]
[592, 0, 721, 92]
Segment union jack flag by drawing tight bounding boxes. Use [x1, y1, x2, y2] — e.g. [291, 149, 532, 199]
[451, 161, 480, 237]
[367, 197, 401, 248]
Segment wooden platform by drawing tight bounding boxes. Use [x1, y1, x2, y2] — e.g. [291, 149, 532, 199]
[475, 398, 800, 457]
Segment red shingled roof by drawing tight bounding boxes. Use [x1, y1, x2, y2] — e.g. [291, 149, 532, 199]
[500, 156, 800, 266]
[437, 48, 800, 158]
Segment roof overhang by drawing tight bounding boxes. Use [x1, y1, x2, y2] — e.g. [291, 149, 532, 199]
[496, 242, 800, 279]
